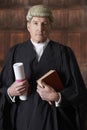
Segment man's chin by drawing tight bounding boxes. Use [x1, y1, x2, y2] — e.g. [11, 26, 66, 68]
[36, 38, 47, 43]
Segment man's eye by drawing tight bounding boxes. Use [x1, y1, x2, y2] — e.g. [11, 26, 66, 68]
[43, 23, 48, 26]
[34, 22, 38, 25]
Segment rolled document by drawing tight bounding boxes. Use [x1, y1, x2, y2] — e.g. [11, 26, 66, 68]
[13, 62, 27, 101]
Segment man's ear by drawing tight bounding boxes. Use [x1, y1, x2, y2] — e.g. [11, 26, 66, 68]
[27, 22, 30, 31]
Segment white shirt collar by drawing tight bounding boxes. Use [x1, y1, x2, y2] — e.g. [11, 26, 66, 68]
[31, 39, 50, 61]
[31, 38, 50, 47]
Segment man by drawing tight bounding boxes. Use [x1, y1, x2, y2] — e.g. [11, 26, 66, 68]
[0, 4, 86, 130]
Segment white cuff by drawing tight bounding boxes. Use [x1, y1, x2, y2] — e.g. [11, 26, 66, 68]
[7, 92, 15, 102]
[55, 93, 61, 107]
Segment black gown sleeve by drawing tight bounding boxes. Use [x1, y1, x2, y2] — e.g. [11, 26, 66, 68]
[0, 45, 19, 130]
[0, 44, 19, 101]
[60, 46, 87, 106]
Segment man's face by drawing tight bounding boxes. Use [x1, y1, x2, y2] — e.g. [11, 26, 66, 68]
[27, 17, 52, 43]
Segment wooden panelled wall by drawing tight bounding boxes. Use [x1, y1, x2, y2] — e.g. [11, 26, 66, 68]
[0, 0, 87, 87]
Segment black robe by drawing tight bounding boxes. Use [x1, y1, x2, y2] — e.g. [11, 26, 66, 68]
[0, 40, 86, 130]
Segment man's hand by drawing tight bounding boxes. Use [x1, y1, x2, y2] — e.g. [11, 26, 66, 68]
[7, 79, 30, 97]
[37, 82, 60, 104]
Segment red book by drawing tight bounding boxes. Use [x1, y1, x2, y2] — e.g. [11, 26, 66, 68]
[37, 70, 64, 92]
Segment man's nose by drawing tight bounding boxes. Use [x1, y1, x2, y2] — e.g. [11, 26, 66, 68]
[38, 24, 44, 31]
